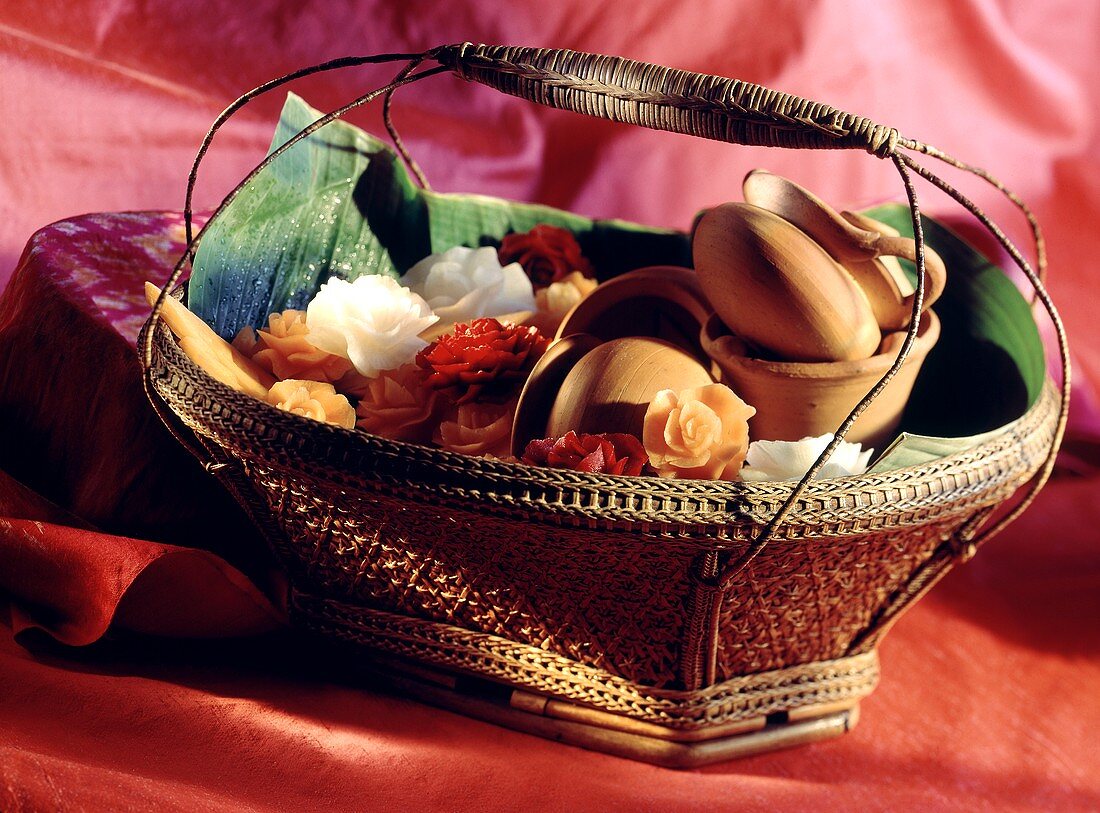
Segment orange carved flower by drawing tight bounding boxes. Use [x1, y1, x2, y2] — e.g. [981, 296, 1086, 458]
[354, 363, 449, 444]
[642, 383, 756, 479]
[234, 309, 353, 385]
[266, 379, 356, 429]
[434, 398, 516, 458]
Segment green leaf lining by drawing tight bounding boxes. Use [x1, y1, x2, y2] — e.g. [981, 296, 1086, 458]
[188, 94, 691, 338]
[865, 204, 1045, 438]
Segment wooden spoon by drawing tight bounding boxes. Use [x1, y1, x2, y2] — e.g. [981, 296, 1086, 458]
[742, 169, 946, 331]
[693, 202, 881, 362]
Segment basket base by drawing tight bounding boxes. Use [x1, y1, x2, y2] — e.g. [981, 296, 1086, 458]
[363, 654, 860, 769]
[291, 591, 876, 767]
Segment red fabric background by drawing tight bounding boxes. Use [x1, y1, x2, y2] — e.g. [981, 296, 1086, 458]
[1, 1, 1098, 810]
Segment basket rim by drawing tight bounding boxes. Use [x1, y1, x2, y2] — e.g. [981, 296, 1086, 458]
[147, 320, 1059, 537]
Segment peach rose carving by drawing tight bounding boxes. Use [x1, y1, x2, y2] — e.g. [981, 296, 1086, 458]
[266, 379, 356, 429]
[233, 309, 353, 385]
[434, 398, 517, 458]
[525, 271, 599, 336]
[355, 363, 448, 444]
[642, 383, 756, 480]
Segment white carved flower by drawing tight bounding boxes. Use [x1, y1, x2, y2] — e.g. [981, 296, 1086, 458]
[400, 246, 535, 324]
[305, 275, 438, 378]
[739, 434, 873, 482]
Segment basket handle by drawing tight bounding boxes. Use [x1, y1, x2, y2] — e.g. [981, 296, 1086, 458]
[437, 44, 899, 155]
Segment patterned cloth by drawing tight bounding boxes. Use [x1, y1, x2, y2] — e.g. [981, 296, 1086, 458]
[19, 211, 203, 346]
[0, 211, 279, 649]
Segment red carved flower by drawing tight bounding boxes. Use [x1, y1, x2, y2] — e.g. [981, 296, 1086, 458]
[521, 431, 649, 476]
[416, 318, 549, 402]
[498, 224, 596, 288]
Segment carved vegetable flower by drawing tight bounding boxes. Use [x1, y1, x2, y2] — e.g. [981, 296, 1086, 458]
[233, 309, 353, 385]
[434, 399, 516, 458]
[416, 318, 548, 402]
[401, 246, 535, 325]
[739, 434, 873, 482]
[498, 224, 596, 288]
[642, 384, 756, 480]
[524, 271, 599, 336]
[521, 431, 649, 476]
[305, 275, 438, 378]
[354, 363, 448, 443]
[266, 379, 356, 429]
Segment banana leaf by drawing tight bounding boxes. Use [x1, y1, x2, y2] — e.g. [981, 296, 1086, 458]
[864, 204, 1045, 439]
[187, 93, 691, 338]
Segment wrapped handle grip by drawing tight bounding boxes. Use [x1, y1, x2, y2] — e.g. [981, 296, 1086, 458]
[438, 43, 899, 155]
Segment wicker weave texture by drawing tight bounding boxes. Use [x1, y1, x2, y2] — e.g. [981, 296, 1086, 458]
[715, 521, 954, 677]
[442, 44, 899, 155]
[257, 465, 694, 685]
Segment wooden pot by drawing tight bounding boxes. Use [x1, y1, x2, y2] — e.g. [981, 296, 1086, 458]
[700, 311, 941, 451]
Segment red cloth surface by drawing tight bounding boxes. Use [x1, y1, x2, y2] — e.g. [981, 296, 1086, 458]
[1, 2, 1099, 810]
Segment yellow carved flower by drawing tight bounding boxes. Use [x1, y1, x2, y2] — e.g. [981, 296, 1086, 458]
[642, 383, 756, 479]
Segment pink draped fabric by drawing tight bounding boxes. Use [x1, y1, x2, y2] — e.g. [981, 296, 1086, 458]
[1, 2, 1098, 809]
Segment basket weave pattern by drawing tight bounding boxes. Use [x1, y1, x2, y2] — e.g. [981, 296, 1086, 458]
[293, 594, 882, 729]
[258, 465, 694, 684]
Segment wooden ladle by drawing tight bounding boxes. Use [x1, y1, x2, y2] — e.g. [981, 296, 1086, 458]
[693, 202, 882, 363]
[742, 169, 947, 331]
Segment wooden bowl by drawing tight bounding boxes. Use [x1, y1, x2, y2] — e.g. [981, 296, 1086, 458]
[700, 311, 941, 451]
[541, 336, 714, 441]
[511, 333, 602, 457]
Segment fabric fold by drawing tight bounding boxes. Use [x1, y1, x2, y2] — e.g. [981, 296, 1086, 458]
[0, 468, 283, 646]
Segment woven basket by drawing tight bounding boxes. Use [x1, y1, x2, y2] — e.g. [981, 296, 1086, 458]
[141, 44, 1069, 767]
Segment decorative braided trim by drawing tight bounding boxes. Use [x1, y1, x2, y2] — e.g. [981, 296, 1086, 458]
[291, 591, 879, 730]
